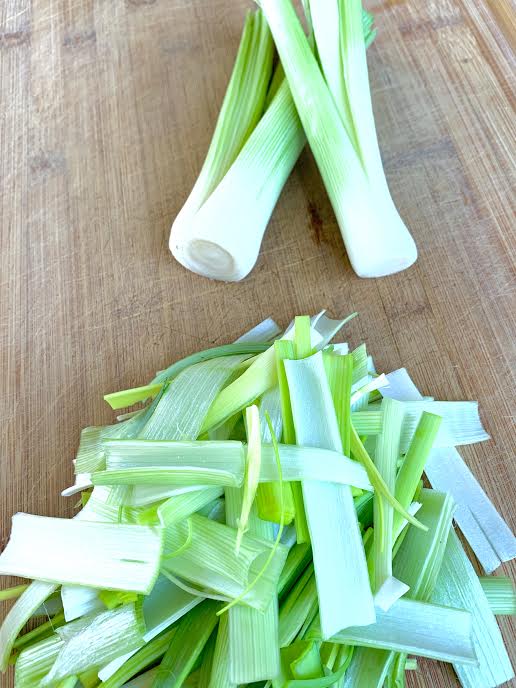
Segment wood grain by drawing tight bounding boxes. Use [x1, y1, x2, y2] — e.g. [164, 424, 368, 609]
[1, 0, 515, 685]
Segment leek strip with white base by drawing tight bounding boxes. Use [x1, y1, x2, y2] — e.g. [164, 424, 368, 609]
[285, 351, 375, 636]
[260, 0, 417, 277]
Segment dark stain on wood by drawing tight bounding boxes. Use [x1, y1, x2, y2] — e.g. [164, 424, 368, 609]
[307, 201, 324, 245]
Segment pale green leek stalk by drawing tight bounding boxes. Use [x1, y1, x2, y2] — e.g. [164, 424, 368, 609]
[431, 531, 514, 688]
[260, 0, 417, 277]
[170, 10, 278, 280]
[285, 351, 375, 636]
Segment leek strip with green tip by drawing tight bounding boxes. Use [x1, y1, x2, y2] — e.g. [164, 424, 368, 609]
[479, 576, 516, 615]
[285, 351, 375, 635]
[431, 531, 514, 688]
[392, 411, 442, 539]
[372, 399, 405, 595]
[151, 343, 269, 386]
[152, 600, 219, 688]
[350, 428, 425, 530]
[224, 423, 281, 682]
[0, 514, 162, 594]
[139, 356, 248, 441]
[324, 353, 353, 455]
[236, 406, 262, 550]
[260, 0, 417, 277]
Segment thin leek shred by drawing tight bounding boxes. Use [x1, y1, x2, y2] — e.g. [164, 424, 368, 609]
[431, 531, 514, 688]
[152, 600, 219, 688]
[224, 423, 281, 683]
[0, 514, 162, 594]
[0, 585, 29, 603]
[285, 351, 375, 636]
[157, 487, 224, 527]
[479, 576, 516, 615]
[350, 427, 426, 530]
[260, 0, 417, 277]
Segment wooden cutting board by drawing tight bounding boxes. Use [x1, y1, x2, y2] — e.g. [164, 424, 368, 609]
[1, 0, 514, 685]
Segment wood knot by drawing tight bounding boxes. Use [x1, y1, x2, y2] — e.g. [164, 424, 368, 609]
[63, 30, 96, 48]
[29, 151, 66, 176]
[0, 29, 30, 48]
